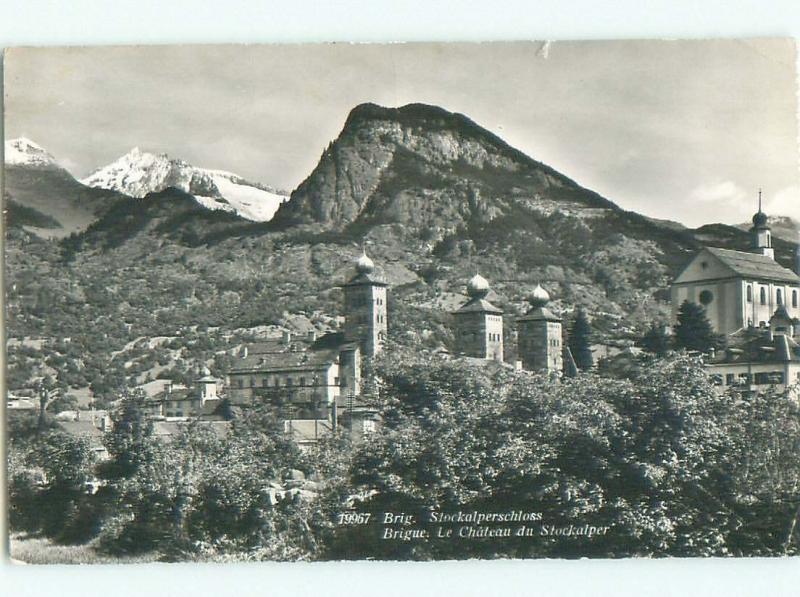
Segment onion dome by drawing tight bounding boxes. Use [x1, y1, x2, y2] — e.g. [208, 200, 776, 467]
[466, 273, 490, 298]
[355, 251, 375, 274]
[752, 209, 768, 227]
[528, 283, 550, 308]
[200, 366, 211, 377]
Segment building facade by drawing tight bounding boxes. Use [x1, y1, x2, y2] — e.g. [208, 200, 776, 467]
[343, 251, 388, 358]
[671, 207, 800, 336]
[227, 250, 386, 440]
[452, 273, 504, 361]
[517, 284, 563, 374]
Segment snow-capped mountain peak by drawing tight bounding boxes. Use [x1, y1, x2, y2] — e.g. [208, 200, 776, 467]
[81, 148, 289, 222]
[5, 137, 60, 168]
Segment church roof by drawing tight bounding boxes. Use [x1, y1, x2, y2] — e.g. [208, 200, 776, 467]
[705, 247, 800, 283]
[453, 297, 503, 314]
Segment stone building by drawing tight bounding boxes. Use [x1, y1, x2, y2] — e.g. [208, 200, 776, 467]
[452, 273, 504, 361]
[343, 251, 388, 358]
[226, 250, 386, 441]
[706, 313, 800, 396]
[144, 367, 223, 420]
[517, 284, 564, 373]
[671, 204, 800, 335]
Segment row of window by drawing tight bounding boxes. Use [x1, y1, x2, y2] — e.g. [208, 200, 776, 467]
[488, 333, 502, 342]
[349, 312, 386, 325]
[745, 285, 798, 307]
[711, 371, 788, 386]
[349, 296, 385, 307]
[235, 375, 346, 389]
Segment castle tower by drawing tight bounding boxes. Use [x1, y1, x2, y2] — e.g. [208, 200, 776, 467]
[452, 273, 504, 361]
[517, 284, 563, 373]
[197, 366, 217, 403]
[750, 189, 774, 260]
[343, 248, 388, 357]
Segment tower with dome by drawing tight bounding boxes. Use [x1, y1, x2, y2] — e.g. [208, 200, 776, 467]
[516, 284, 564, 373]
[343, 248, 389, 358]
[452, 272, 504, 361]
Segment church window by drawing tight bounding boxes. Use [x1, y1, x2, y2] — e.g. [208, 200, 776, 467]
[777, 289, 783, 305]
[699, 290, 713, 305]
[794, 290, 798, 308]
[760, 287, 767, 305]
[746, 286, 753, 302]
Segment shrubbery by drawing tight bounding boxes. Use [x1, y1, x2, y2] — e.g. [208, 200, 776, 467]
[10, 352, 800, 560]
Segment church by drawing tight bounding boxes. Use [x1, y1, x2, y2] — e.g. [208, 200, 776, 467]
[672, 196, 800, 335]
[671, 198, 800, 393]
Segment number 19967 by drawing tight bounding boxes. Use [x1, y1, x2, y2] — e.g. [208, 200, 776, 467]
[336, 512, 372, 525]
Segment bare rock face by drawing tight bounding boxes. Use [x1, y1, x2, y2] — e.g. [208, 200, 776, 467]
[274, 103, 615, 232]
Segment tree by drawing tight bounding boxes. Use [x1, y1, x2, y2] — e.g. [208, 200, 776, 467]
[34, 375, 62, 432]
[568, 307, 594, 370]
[640, 322, 670, 356]
[673, 300, 717, 353]
[102, 388, 154, 479]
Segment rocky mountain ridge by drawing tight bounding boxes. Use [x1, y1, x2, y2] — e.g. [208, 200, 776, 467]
[81, 147, 289, 222]
[275, 102, 614, 232]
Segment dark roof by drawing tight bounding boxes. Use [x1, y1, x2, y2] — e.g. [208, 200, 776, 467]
[230, 333, 354, 374]
[706, 247, 800, 283]
[453, 297, 503, 315]
[153, 420, 230, 439]
[343, 271, 388, 287]
[147, 387, 193, 403]
[712, 331, 800, 364]
[517, 306, 562, 322]
[772, 305, 793, 322]
[59, 420, 106, 448]
[285, 419, 333, 443]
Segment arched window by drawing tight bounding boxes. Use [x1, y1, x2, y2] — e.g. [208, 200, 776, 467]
[746, 285, 753, 302]
[793, 290, 798, 308]
[777, 289, 783, 305]
[760, 287, 767, 305]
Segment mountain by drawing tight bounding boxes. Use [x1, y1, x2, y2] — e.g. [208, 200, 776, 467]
[736, 215, 798, 243]
[275, 102, 616, 230]
[5, 137, 61, 169]
[6, 103, 800, 402]
[4, 138, 129, 238]
[81, 148, 289, 222]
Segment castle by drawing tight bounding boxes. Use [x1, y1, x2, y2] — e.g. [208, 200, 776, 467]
[220, 250, 570, 442]
[671, 197, 800, 392]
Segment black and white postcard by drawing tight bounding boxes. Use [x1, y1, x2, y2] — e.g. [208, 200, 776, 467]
[4, 39, 800, 564]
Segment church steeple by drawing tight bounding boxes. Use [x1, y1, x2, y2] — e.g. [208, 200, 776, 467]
[750, 188, 774, 260]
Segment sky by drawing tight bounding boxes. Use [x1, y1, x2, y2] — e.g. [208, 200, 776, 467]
[3, 39, 798, 227]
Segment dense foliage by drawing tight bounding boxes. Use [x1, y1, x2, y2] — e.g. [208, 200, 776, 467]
[9, 352, 800, 561]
